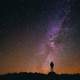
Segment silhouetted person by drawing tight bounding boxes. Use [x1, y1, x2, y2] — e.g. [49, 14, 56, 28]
[50, 61, 54, 72]
[48, 62, 58, 80]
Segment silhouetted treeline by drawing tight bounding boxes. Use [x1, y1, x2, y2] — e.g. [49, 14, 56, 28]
[0, 72, 80, 80]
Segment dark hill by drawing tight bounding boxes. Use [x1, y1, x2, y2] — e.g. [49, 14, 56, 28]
[0, 72, 80, 80]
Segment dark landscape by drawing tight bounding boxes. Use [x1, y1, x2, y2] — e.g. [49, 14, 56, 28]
[0, 62, 80, 80]
[0, 72, 80, 80]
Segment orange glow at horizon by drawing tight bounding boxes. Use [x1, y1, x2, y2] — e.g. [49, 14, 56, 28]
[0, 66, 80, 74]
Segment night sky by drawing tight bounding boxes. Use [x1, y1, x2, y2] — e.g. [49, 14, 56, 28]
[0, 0, 80, 74]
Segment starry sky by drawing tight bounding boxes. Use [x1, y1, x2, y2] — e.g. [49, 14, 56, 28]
[0, 0, 80, 74]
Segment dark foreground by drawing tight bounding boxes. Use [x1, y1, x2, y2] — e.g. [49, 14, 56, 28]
[0, 72, 80, 80]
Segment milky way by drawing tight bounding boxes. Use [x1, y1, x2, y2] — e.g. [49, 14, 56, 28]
[38, 0, 74, 69]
